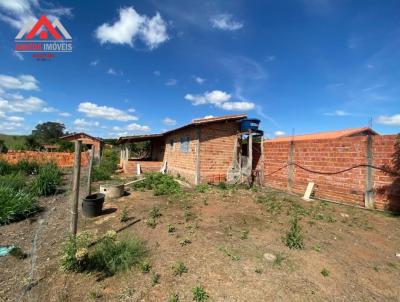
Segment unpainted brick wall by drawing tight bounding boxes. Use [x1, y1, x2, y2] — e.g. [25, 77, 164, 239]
[199, 121, 239, 183]
[0, 151, 89, 168]
[124, 160, 162, 174]
[263, 135, 400, 211]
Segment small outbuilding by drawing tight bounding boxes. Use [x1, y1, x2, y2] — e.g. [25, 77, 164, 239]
[117, 114, 264, 185]
[60, 132, 103, 159]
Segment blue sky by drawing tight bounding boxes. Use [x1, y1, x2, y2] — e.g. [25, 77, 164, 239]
[0, 0, 399, 138]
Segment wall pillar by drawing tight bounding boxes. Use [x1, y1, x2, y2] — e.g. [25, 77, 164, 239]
[365, 135, 374, 208]
[195, 127, 201, 185]
[287, 141, 295, 192]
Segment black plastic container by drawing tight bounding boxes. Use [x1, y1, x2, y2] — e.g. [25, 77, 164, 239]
[82, 193, 105, 217]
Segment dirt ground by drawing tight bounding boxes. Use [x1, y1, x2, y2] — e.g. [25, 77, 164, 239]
[1, 174, 400, 302]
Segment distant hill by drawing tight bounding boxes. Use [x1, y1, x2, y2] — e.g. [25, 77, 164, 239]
[0, 134, 28, 150]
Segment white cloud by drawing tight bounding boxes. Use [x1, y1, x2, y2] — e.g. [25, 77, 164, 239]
[153, 70, 160, 76]
[127, 108, 135, 113]
[6, 115, 24, 122]
[74, 118, 100, 128]
[0, 94, 49, 113]
[0, 0, 71, 29]
[107, 68, 117, 76]
[90, 59, 99, 66]
[95, 7, 168, 49]
[265, 56, 276, 62]
[165, 78, 177, 86]
[78, 102, 138, 122]
[211, 14, 243, 31]
[324, 110, 350, 116]
[59, 112, 70, 117]
[376, 114, 400, 126]
[126, 123, 150, 132]
[185, 90, 255, 111]
[0, 74, 39, 90]
[163, 117, 176, 126]
[274, 131, 286, 137]
[194, 76, 205, 84]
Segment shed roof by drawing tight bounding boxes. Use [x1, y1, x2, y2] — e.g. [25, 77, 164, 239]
[117, 114, 247, 144]
[60, 132, 103, 142]
[266, 127, 378, 143]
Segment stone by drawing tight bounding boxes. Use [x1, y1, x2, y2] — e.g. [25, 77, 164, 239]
[263, 253, 277, 262]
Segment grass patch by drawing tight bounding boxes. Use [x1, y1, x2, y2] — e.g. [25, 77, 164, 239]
[0, 186, 37, 224]
[220, 246, 240, 261]
[60, 232, 147, 277]
[119, 206, 129, 222]
[273, 252, 285, 266]
[139, 259, 151, 273]
[195, 184, 210, 193]
[30, 162, 61, 196]
[168, 224, 176, 234]
[0, 173, 28, 191]
[284, 216, 305, 250]
[168, 293, 179, 302]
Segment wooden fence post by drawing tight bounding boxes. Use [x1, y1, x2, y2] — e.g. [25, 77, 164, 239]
[70, 140, 82, 236]
[365, 135, 374, 208]
[195, 127, 201, 185]
[87, 146, 95, 196]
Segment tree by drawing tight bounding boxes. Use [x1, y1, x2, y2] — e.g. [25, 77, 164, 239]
[32, 122, 66, 143]
[0, 139, 8, 153]
[25, 135, 41, 151]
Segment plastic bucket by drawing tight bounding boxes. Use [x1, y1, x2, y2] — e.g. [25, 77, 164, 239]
[82, 193, 105, 217]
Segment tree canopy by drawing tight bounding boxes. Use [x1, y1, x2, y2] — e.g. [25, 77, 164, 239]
[31, 122, 66, 143]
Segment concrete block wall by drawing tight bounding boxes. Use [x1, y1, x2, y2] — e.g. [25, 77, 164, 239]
[263, 135, 400, 211]
[0, 151, 89, 168]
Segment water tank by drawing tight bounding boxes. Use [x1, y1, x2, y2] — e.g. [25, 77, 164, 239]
[240, 119, 260, 131]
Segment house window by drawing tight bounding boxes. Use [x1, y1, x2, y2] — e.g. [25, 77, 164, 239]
[180, 136, 190, 152]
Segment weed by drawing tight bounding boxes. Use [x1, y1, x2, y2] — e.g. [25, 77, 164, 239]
[256, 194, 282, 214]
[168, 293, 179, 302]
[0, 185, 37, 225]
[89, 291, 102, 300]
[146, 218, 156, 229]
[240, 230, 249, 240]
[387, 262, 398, 269]
[168, 224, 176, 234]
[184, 209, 195, 222]
[255, 268, 263, 274]
[192, 285, 209, 302]
[217, 182, 227, 190]
[172, 261, 188, 276]
[321, 268, 330, 277]
[151, 272, 160, 286]
[313, 245, 321, 252]
[14, 160, 40, 175]
[60, 232, 92, 272]
[139, 259, 151, 273]
[9, 246, 27, 259]
[220, 247, 240, 261]
[149, 206, 161, 219]
[288, 203, 309, 217]
[120, 206, 129, 223]
[373, 265, 380, 272]
[0, 160, 12, 175]
[133, 173, 181, 196]
[273, 252, 284, 266]
[203, 198, 208, 205]
[326, 215, 337, 223]
[284, 216, 305, 250]
[313, 213, 324, 221]
[30, 162, 61, 196]
[179, 238, 191, 246]
[195, 184, 210, 193]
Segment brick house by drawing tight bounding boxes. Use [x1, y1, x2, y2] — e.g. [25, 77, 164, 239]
[60, 132, 103, 159]
[117, 114, 264, 184]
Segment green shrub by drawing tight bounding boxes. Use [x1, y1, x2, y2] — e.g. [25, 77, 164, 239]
[0, 173, 28, 191]
[0, 160, 12, 175]
[321, 267, 330, 277]
[90, 236, 147, 276]
[284, 216, 305, 250]
[172, 261, 188, 276]
[60, 232, 92, 272]
[92, 165, 112, 181]
[133, 173, 181, 196]
[168, 293, 179, 302]
[30, 162, 61, 196]
[14, 160, 40, 175]
[0, 185, 37, 224]
[256, 194, 282, 214]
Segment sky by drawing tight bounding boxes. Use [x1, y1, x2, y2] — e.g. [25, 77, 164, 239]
[0, 0, 399, 139]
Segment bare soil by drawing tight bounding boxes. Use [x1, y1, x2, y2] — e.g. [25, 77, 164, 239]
[1, 175, 400, 302]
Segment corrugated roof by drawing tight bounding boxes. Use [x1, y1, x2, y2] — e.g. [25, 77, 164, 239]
[60, 132, 103, 142]
[117, 114, 247, 144]
[266, 127, 378, 142]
